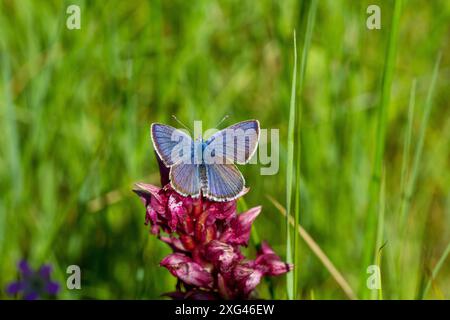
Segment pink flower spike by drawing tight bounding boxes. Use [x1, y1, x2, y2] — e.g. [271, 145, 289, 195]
[160, 253, 213, 289]
[134, 155, 294, 299]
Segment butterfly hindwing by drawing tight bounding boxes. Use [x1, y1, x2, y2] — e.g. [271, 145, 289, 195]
[170, 163, 201, 197]
[204, 163, 245, 201]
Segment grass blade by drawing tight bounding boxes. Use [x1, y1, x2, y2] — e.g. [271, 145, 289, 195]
[399, 79, 417, 223]
[293, 0, 317, 299]
[362, 0, 403, 297]
[285, 29, 298, 300]
[402, 52, 441, 222]
[393, 79, 416, 295]
[371, 171, 386, 300]
[421, 241, 450, 299]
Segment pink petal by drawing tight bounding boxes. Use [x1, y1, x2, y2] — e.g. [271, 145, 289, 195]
[208, 201, 237, 221]
[256, 256, 293, 276]
[205, 240, 240, 274]
[255, 241, 293, 276]
[168, 194, 188, 232]
[160, 253, 213, 288]
[220, 206, 261, 246]
[159, 236, 188, 252]
[133, 183, 164, 204]
[233, 263, 263, 296]
[146, 208, 160, 234]
[134, 183, 166, 226]
[259, 241, 277, 255]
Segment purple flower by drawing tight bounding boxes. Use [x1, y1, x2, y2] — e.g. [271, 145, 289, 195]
[205, 240, 241, 274]
[6, 260, 60, 300]
[219, 206, 261, 246]
[254, 241, 294, 276]
[160, 253, 213, 288]
[134, 153, 292, 299]
[233, 263, 264, 296]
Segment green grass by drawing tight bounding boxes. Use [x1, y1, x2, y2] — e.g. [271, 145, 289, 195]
[398, 79, 417, 225]
[403, 53, 442, 224]
[361, 0, 402, 298]
[293, 0, 318, 300]
[421, 241, 450, 299]
[0, 0, 449, 300]
[285, 28, 297, 300]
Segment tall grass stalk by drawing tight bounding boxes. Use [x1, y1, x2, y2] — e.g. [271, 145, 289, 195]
[404, 53, 441, 299]
[372, 171, 386, 300]
[362, 0, 403, 297]
[393, 79, 416, 295]
[400, 52, 441, 224]
[398, 80, 417, 223]
[293, 0, 317, 299]
[285, 30, 298, 300]
[398, 53, 441, 299]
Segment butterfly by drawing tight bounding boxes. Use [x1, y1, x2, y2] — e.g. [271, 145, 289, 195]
[151, 120, 260, 202]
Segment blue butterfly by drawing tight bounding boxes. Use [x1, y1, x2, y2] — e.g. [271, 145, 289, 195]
[151, 120, 260, 202]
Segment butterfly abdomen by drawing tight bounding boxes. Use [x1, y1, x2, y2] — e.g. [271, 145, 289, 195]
[199, 164, 208, 194]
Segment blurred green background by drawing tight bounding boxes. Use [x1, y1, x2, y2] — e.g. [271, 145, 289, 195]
[0, 0, 449, 299]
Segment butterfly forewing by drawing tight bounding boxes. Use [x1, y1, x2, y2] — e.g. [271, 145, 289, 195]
[203, 120, 260, 165]
[151, 123, 193, 166]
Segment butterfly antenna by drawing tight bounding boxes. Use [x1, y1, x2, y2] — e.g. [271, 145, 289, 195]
[215, 115, 229, 129]
[171, 115, 192, 133]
